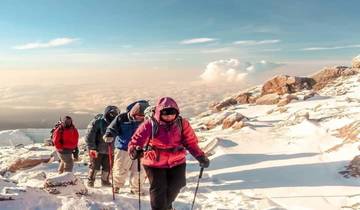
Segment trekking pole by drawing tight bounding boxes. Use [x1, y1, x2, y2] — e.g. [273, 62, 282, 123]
[108, 144, 115, 201]
[191, 167, 204, 210]
[137, 157, 141, 210]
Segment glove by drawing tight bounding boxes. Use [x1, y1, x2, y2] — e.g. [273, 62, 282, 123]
[196, 155, 210, 168]
[129, 146, 143, 160]
[73, 147, 79, 161]
[103, 135, 114, 143]
[89, 150, 98, 159]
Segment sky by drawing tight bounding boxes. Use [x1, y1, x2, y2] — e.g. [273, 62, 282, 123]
[0, 0, 359, 129]
[0, 0, 359, 72]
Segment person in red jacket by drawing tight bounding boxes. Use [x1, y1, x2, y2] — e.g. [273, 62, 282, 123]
[53, 116, 79, 173]
[128, 97, 210, 210]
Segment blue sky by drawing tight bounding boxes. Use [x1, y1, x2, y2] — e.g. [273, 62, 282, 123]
[0, 0, 359, 71]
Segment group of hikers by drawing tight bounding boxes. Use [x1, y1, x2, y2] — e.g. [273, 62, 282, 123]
[51, 97, 210, 210]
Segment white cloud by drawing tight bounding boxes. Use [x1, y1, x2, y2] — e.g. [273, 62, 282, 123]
[13, 37, 78, 50]
[180, 38, 217, 45]
[200, 59, 283, 83]
[301, 44, 360, 51]
[233, 39, 281, 45]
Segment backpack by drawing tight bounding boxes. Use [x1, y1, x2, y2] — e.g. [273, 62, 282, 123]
[50, 119, 64, 145]
[141, 113, 184, 152]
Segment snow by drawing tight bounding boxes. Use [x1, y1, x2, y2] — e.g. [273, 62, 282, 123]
[0, 73, 360, 209]
[0, 129, 33, 146]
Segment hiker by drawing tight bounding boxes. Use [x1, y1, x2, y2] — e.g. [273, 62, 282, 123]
[52, 116, 79, 174]
[103, 100, 150, 194]
[128, 97, 210, 210]
[85, 105, 120, 187]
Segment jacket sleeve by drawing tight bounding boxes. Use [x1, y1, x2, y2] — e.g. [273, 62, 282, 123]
[85, 119, 98, 150]
[105, 114, 121, 137]
[128, 120, 152, 150]
[181, 119, 205, 158]
[52, 127, 63, 150]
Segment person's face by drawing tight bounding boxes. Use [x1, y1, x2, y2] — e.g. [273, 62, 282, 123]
[160, 114, 177, 122]
[134, 114, 145, 122]
[64, 118, 72, 127]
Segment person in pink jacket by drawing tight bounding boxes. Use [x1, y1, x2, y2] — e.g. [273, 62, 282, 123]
[128, 97, 209, 210]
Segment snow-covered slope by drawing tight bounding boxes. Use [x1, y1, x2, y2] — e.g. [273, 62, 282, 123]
[0, 67, 359, 209]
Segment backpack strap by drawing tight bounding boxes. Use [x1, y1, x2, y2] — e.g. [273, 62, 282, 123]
[58, 125, 65, 145]
[144, 116, 184, 151]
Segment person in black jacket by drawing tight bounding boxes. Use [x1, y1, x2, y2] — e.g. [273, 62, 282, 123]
[85, 105, 120, 187]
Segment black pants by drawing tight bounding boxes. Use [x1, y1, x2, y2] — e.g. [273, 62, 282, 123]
[144, 163, 186, 210]
[89, 153, 110, 172]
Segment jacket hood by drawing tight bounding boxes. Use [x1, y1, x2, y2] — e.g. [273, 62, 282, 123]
[154, 97, 180, 122]
[104, 105, 120, 123]
[129, 101, 150, 119]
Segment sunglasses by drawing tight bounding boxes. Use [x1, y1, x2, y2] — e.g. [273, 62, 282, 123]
[160, 108, 178, 116]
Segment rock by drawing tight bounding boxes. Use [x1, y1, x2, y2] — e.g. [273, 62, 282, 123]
[303, 91, 316, 100]
[340, 155, 360, 178]
[256, 93, 281, 105]
[248, 96, 258, 104]
[222, 112, 247, 129]
[261, 75, 315, 95]
[8, 156, 51, 173]
[352, 55, 360, 68]
[234, 92, 252, 104]
[266, 109, 274, 115]
[232, 121, 246, 130]
[311, 66, 358, 91]
[211, 97, 238, 112]
[277, 94, 298, 106]
[44, 172, 87, 195]
[336, 121, 360, 142]
[205, 111, 234, 129]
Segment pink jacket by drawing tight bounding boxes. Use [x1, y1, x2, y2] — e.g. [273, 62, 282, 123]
[128, 97, 204, 168]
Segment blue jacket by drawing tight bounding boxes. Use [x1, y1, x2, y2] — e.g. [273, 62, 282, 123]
[105, 113, 141, 151]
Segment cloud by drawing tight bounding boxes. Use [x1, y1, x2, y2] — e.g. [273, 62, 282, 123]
[200, 58, 283, 83]
[233, 39, 281, 45]
[13, 37, 78, 50]
[301, 44, 360, 51]
[180, 38, 217, 45]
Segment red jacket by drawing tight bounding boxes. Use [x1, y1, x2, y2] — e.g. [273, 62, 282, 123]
[128, 97, 204, 168]
[53, 126, 79, 152]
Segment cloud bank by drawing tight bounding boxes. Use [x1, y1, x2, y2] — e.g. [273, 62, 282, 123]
[200, 59, 284, 83]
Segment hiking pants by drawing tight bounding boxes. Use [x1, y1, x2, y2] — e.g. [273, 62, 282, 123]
[89, 153, 111, 172]
[144, 163, 186, 210]
[113, 148, 146, 192]
[58, 152, 74, 173]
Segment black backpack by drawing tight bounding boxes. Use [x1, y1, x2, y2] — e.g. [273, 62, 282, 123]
[50, 119, 64, 145]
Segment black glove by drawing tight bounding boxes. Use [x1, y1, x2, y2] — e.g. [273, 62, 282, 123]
[129, 146, 143, 160]
[72, 147, 79, 160]
[196, 155, 210, 168]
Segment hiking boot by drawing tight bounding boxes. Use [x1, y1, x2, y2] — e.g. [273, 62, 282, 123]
[101, 171, 111, 187]
[87, 169, 97, 187]
[101, 179, 112, 187]
[130, 189, 145, 196]
[114, 187, 120, 194]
